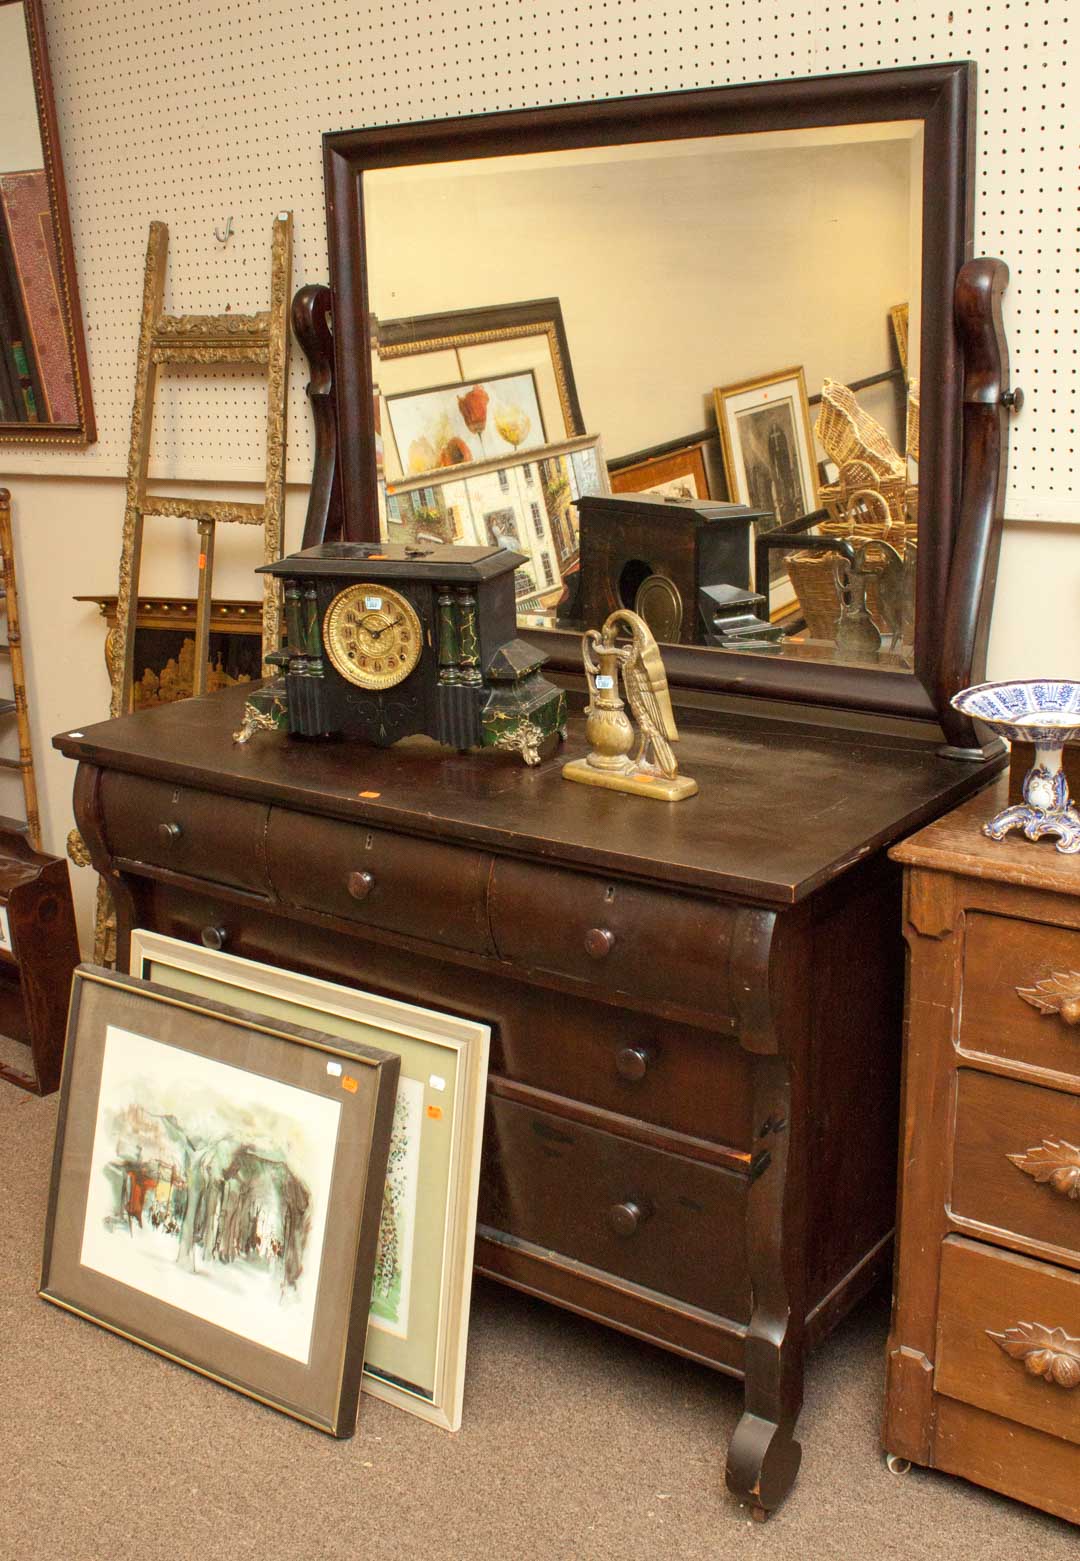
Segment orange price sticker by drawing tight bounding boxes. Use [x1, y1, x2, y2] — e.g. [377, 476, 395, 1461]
[342, 1075, 359, 1094]
[198, 553, 207, 570]
[426, 1104, 443, 1121]
[358, 790, 381, 799]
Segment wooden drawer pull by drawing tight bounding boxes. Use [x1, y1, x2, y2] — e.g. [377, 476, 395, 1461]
[584, 927, 615, 959]
[989, 1321, 1080, 1389]
[158, 821, 183, 844]
[614, 1045, 650, 1082]
[346, 870, 376, 901]
[608, 1199, 650, 1237]
[1017, 971, 1080, 1025]
[1007, 1137, 1080, 1200]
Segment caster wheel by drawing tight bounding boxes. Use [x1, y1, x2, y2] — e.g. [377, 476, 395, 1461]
[886, 1453, 911, 1476]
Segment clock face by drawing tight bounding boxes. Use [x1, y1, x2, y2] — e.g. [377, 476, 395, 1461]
[323, 583, 424, 691]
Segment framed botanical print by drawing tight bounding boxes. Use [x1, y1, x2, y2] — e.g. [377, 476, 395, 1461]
[40, 966, 399, 1437]
[714, 367, 818, 615]
[128, 932, 491, 1433]
[375, 297, 584, 478]
[609, 441, 711, 502]
[384, 370, 547, 477]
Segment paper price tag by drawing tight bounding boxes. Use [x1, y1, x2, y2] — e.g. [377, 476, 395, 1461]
[364, 596, 383, 611]
[596, 674, 615, 690]
[326, 1060, 343, 1077]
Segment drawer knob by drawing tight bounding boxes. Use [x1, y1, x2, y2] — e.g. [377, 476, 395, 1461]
[989, 1320, 1080, 1389]
[200, 925, 228, 952]
[584, 927, 615, 959]
[1006, 1137, 1080, 1200]
[158, 821, 183, 844]
[608, 1199, 649, 1238]
[614, 1045, 650, 1082]
[1016, 971, 1080, 1025]
[346, 870, 376, 902]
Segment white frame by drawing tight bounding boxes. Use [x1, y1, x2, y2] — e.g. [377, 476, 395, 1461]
[128, 930, 490, 1433]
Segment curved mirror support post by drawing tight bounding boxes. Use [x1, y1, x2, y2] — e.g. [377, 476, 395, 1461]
[321, 65, 1008, 732]
[0, 0, 94, 444]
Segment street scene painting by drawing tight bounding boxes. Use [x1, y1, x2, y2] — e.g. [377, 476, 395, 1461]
[79, 1026, 341, 1365]
[369, 1076, 424, 1341]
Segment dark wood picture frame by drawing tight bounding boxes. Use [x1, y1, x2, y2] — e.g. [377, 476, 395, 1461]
[0, 0, 94, 445]
[609, 440, 711, 501]
[40, 965, 399, 1437]
[319, 64, 1018, 743]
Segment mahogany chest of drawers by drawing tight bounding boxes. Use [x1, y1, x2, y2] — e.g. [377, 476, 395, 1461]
[885, 777, 1080, 1524]
[56, 683, 1000, 1514]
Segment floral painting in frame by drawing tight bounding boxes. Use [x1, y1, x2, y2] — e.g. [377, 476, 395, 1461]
[386, 371, 546, 477]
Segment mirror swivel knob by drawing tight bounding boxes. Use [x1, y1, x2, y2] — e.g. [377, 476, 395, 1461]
[347, 870, 376, 901]
[585, 927, 615, 959]
[615, 1045, 650, 1082]
[201, 925, 228, 952]
[609, 1199, 649, 1238]
[158, 821, 183, 843]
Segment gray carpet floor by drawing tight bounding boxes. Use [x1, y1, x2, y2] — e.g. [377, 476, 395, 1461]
[1, 1075, 1075, 1561]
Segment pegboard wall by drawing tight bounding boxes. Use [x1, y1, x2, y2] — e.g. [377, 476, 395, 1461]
[6, 0, 1077, 521]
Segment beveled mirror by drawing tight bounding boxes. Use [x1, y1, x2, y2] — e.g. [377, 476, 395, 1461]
[0, 0, 94, 443]
[322, 65, 1008, 735]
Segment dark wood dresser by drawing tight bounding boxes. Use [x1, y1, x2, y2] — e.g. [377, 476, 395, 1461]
[57, 685, 1000, 1514]
[885, 777, 1080, 1524]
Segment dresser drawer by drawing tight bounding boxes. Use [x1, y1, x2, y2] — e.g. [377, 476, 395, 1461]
[960, 911, 1080, 1080]
[265, 809, 494, 956]
[478, 1095, 750, 1320]
[492, 984, 753, 1148]
[99, 772, 270, 895]
[935, 1237, 1080, 1447]
[953, 1069, 1080, 1264]
[489, 860, 737, 1019]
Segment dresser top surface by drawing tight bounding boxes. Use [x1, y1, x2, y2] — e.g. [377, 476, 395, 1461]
[891, 772, 1080, 897]
[56, 684, 1003, 906]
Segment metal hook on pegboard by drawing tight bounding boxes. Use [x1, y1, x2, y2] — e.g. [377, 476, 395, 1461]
[214, 215, 234, 244]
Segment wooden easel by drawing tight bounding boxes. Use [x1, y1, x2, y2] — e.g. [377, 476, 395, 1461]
[0, 490, 41, 847]
[109, 214, 292, 719]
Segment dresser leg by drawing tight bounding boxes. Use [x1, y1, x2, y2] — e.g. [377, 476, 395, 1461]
[725, 1051, 805, 1517]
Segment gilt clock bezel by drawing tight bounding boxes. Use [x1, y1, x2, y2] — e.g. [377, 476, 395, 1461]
[323, 582, 423, 691]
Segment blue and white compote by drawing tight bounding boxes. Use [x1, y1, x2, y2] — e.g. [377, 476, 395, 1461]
[951, 680, 1080, 854]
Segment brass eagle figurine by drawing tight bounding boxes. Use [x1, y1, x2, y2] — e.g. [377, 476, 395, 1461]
[562, 609, 697, 801]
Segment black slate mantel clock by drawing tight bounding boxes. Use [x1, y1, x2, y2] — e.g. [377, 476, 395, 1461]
[235, 542, 567, 764]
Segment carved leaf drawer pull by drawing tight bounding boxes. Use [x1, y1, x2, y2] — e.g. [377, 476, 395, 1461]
[1007, 1138, 1080, 1200]
[988, 1321, 1080, 1389]
[1016, 971, 1080, 1025]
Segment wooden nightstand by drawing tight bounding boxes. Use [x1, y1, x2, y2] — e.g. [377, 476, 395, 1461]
[885, 775, 1080, 1524]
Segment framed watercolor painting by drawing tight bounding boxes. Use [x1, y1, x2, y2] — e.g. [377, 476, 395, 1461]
[385, 370, 547, 478]
[128, 931, 491, 1433]
[384, 433, 609, 627]
[39, 966, 399, 1437]
[609, 441, 711, 502]
[714, 367, 818, 615]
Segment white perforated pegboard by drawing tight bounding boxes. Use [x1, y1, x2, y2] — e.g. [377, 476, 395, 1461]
[3, 0, 1075, 520]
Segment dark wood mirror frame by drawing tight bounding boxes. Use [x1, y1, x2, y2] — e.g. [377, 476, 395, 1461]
[316, 63, 1015, 749]
[0, 0, 95, 446]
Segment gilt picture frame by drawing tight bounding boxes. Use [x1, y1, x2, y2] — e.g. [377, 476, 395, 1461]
[128, 932, 491, 1433]
[609, 441, 711, 502]
[39, 965, 399, 1437]
[714, 367, 817, 616]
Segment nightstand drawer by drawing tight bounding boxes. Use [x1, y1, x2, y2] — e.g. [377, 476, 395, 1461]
[935, 1238, 1080, 1447]
[961, 911, 1080, 1080]
[99, 773, 270, 895]
[265, 810, 495, 956]
[489, 859, 737, 1020]
[953, 1069, 1080, 1265]
[478, 1094, 751, 1320]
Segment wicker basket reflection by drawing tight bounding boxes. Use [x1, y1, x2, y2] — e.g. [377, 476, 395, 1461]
[815, 379, 907, 480]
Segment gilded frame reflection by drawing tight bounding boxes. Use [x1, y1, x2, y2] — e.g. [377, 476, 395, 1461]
[323, 64, 975, 724]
